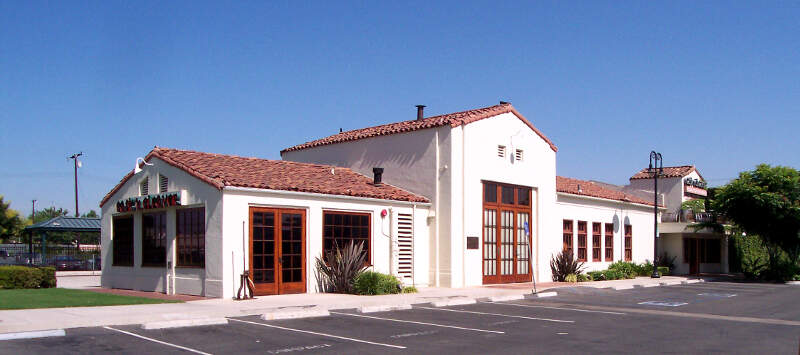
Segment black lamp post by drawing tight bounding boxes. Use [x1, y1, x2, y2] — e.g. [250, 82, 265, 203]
[648, 151, 663, 278]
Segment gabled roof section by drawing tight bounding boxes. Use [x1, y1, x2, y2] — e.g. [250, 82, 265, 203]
[281, 103, 558, 153]
[557, 176, 658, 207]
[629, 165, 704, 181]
[25, 216, 101, 232]
[100, 147, 430, 207]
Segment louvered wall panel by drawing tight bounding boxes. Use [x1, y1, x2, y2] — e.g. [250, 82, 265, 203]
[396, 213, 413, 282]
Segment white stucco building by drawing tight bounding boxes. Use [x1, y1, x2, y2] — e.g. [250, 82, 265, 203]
[99, 147, 431, 298]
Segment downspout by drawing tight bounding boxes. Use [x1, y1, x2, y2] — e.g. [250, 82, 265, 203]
[461, 125, 466, 288]
[435, 129, 441, 287]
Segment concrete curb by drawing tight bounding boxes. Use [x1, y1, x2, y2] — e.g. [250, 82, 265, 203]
[530, 291, 557, 298]
[786, 281, 800, 286]
[681, 280, 701, 284]
[359, 304, 412, 313]
[0, 329, 65, 341]
[261, 308, 330, 320]
[610, 285, 634, 290]
[659, 280, 682, 286]
[431, 298, 476, 307]
[141, 318, 229, 330]
[488, 294, 525, 302]
[634, 283, 660, 288]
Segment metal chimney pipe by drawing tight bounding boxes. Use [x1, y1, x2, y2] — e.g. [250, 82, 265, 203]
[416, 105, 426, 120]
[372, 167, 384, 185]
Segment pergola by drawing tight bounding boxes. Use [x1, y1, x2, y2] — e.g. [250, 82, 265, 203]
[24, 216, 101, 265]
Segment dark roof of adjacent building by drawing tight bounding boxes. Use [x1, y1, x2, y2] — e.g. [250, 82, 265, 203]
[100, 147, 430, 207]
[281, 103, 558, 153]
[25, 216, 101, 232]
[556, 176, 659, 207]
[629, 165, 704, 181]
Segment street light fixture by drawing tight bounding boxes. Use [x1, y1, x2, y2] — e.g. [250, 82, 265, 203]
[648, 151, 663, 278]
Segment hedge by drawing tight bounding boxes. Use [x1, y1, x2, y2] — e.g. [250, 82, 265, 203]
[353, 271, 401, 295]
[0, 266, 57, 289]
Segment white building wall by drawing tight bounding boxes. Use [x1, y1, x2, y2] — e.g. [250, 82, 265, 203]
[100, 157, 225, 297]
[460, 112, 557, 286]
[555, 194, 656, 275]
[221, 189, 430, 299]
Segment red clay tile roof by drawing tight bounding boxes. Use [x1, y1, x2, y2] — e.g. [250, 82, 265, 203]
[100, 147, 430, 207]
[281, 103, 558, 153]
[557, 176, 657, 207]
[629, 165, 704, 181]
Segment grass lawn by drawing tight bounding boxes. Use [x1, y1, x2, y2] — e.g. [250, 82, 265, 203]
[0, 288, 183, 310]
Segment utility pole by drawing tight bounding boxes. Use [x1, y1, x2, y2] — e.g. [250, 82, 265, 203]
[30, 200, 35, 265]
[69, 152, 82, 217]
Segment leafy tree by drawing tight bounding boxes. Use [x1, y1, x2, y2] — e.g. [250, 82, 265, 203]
[0, 196, 26, 243]
[30, 207, 69, 224]
[81, 210, 99, 218]
[713, 164, 800, 264]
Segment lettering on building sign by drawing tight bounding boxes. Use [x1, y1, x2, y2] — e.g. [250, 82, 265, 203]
[116, 191, 182, 212]
[684, 178, 707, 197]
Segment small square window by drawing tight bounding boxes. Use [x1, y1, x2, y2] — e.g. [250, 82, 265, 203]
[497, 145, 506, 158]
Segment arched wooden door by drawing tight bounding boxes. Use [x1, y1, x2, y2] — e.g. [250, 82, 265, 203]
[249, 207, 306, 295]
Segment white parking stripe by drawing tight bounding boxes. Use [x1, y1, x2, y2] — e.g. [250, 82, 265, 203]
[102, 326, 213, 355]
[228, 318, 406, 349]
[415, 306, 574, 323]
[330, 311, 505, 334]
[488, 302, 627, 315]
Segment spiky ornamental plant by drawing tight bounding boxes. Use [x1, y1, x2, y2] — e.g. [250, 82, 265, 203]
[314, 241, 368, 294]
[550, 250, 586, 282]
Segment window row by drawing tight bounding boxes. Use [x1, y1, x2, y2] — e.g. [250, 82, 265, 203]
[112, 207, 205, 268]
[484, 182, 531, 207]
[563, 220, 631, 262]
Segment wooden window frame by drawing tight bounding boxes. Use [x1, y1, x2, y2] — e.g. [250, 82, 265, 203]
[624, 224, 633, 261]
[592, 222, 602, 262]
[322, 211, 372, 266]
[176, 207, 205, 268]
[482, 181, 533, 284]
[604, 223, 614, 262]
[141, 211, 167, 267]
[112, 215, 134, 267]
[562, 220, 573, 255]
[577, 221, 588, 262]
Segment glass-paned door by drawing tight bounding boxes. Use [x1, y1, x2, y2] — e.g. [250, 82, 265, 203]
[250, 207, 305, 295]
[482, 181, 533, 284]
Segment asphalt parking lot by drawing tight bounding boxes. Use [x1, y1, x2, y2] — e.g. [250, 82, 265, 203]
[2, 281, 798, 354]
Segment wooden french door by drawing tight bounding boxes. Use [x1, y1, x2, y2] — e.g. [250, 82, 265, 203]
[482, 182, 533, 284]
[249, 207, 306, 295]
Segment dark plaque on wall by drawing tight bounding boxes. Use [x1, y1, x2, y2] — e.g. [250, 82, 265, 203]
[466, 236, 479, 250]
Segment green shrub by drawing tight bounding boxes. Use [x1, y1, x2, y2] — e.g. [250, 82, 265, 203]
[577, 273, 589, 282]
[608, 261, 638, 279]
[792, 274, 800, 281]
[602, 269, 624, 280]
[564, 274, 578, 283]
[657, 266, 669, 276]
[638, 261, 655, 276]
[587, 271, 605, 281]
[402, 286, 418, 293]
[550, 250, 586, 282]
[0, 266, 55, 289]
[353, 271, 401, 295]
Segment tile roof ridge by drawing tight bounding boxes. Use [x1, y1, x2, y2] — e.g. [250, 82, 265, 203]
[153, 146, 354, 171]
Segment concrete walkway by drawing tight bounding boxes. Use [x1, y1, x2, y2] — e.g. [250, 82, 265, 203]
[0, 275, 705, 334]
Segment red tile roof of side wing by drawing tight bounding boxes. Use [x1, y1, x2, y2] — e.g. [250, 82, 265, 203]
[556, 176, 658, 207]
[629, 165, 704, 181]
[280, 103, 558, 153]
[99, 147, 430, 207]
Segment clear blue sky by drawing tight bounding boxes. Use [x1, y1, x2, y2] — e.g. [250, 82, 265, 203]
[1, 1, 798, 214]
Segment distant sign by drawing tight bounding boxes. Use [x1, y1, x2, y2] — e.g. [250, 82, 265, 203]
[116, 191, 182, 212]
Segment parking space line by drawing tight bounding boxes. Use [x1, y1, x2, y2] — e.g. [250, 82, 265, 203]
[415, 306, 574, 323]
[330, 311, 505, 334]
[486, 302, 626, 315]
[102, 326, 213, 355]
[228, 318, 406, 349]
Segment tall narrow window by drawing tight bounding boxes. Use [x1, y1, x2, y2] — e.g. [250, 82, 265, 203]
[604, 223, 614, 261]
[159, 175, 168, 193]
[142, 211, 167, 267]
[323, 211, 371, 263]
[592, 222, 602, 262]
[140, 177, 149, 196]
[112, 216, 134, 266]
[624, 225, 633, 261]
[177, 207, 205, 267]
[577, 221, 587, 262]
[562, 220, 573, 255]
